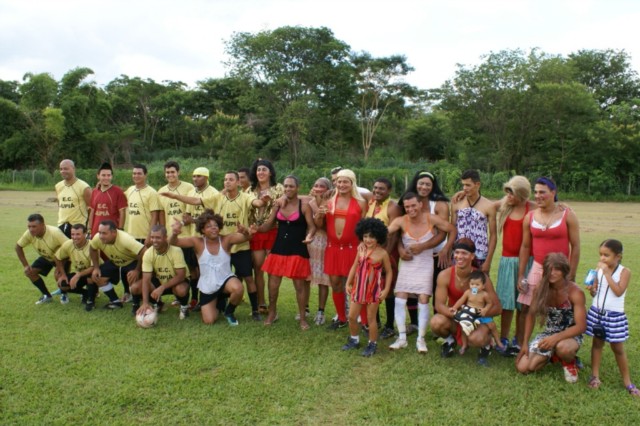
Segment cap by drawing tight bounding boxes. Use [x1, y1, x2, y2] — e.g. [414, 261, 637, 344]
[192, 167, 209, 177]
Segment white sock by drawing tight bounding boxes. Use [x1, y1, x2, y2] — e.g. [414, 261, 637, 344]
[418, 303, 429, 339]
[351, 335, 360, 343]
[100, 283, 113, 292]
[394, 297, 407, 340]
[445, 334, 455, 344]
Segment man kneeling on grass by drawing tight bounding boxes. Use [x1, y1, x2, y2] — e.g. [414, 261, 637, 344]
[54, 224, 94, 305]
[135, 224, 191, 320]
[169, 210, 255, 325]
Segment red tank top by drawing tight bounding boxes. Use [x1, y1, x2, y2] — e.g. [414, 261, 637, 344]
[530, 209, 570, 264]
[447, 266, 467, 307]
[326, 197, 361, 245]
[501, 203, 529, 257]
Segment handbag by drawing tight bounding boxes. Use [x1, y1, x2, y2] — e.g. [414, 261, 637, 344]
[592, 265, 619, 340]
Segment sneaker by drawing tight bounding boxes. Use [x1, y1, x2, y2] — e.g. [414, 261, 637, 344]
[477, 346, 491, 367]
[362, 341, 377, 357]
[314, 310, 325, 326]
[85, 302, 95, 312]
[416, 337, 428, 354]
[51, 288, 62, 296]
[35, 294, 52, 305]
[225, 313, 239, 326]
[294, 310, 310, 321]
[104, 300, 123, 309]
[575, 356, 584, 370]
[562, 360, 579, 383]
[179, 306, 189, 320]
[495, 337, 510, 356]
[327, 319, 348, 330]
[60, 294, 69, 304]
[171, 298, 181, 306]
[380, 326, 396, 339]
[389, 338, 408, 350]
[120, 293, 132, 303]
[440, 340, 456, 358]
[81, 295, 87, 305]
[406, 324, 419, 336]
[341, 336, 360, 351]
[191, 303, 202, 312]
[251, 311, 262, 321]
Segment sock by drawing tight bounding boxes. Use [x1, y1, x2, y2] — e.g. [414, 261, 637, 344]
[122, 280, 130, 294]
[248, 291, 258, 312]
[318, 307, 324, 313]
[418, 303, 429, 339]
[385, 296, 395, 328]
[190, 278, 199, 301]
[224, 302, 237, 316]
[407, 297, 418, 325]
[132, 294, 141, 306]
[33, 278, 51, 297]
[351, 335, 360, 343]
[332, 291, 347, 322]
[177, 293, 189, 306]
[445, 334, 455, 345]
[86, 284, 97, 303]
[394, 297, 407, 340]
[360, 306, 368, 326]
[100, 283, 119, 302]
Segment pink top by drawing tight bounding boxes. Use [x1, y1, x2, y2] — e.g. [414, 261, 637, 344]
[530, 209, 570, 264]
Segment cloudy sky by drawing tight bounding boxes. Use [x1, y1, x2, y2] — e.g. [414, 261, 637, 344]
[1, 0, 639, 90]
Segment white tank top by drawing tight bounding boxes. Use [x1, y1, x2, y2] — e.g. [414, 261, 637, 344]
[429, 200, 446, 254]
[198, 236, 234, 294]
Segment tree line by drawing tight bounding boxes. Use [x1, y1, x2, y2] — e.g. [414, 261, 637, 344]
[1, 26, 639, 195]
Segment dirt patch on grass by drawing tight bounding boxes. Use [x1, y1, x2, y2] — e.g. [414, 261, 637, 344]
[569, 201, 640, 236]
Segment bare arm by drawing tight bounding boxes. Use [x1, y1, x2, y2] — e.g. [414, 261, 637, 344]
[482, 275, 501, 317]
[302, 202, 316, 242]
[483, 201, 498, 273]
[518, 214, 532, 282]
[118, 208, 126, 230]
[434, 268, 453, 318]
[160, 192, 203, 206]
[566, 209, 581, 281]
[15, 244, 30, 269]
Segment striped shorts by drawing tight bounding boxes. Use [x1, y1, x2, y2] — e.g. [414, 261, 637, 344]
[586, 305, 629, 343]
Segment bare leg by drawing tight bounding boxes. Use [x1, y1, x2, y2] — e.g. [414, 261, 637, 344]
[265, 274, 282, 324]
[500, 309, 514, 340]
[252, 249, 268, 308]
[293, 279, 310, 329]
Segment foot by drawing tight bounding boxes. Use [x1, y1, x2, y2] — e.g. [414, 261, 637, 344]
[120, 293, 132, 304]
[327, 319, 348, 330]
[562, 360, 578, 383]
[341, 337, 360, 351]
[477, 346, 491, 367]
[458, 346, 468, 355]
[171, 298, 181, 306]
[225, 313, 239, 326]
[380, 326, 396, 339]
[251, 311, 262, 321]
[300, 320, 310, 331]
[264, 314, 279, 326]
[258, 305, 268, 315]
[362, 341, 377, 357]
[104, 300, 123, 309]
[389, 338, 408, 350]
[60, 294, 69, 305]
[85, 301, 95, 312]
[35, 295, 52, 305]
[416, 337, 428, 354]
[314, 310, 325, 326]
[179, 306, 189, 320]
[627, 384, 640, 397]
[588, 376, 601, 389]
[440, 340, 456, 358]
[406, 324, 418, 336]
[495, 337, 510, 356]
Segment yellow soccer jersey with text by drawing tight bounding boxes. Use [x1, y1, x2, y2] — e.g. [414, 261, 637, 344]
[55, 179, 90, 226]
[203, 192, 255, 253]
[56, 239, 100, 272]
[142, 245, 190, 285]
[158, 181, 195, 237]
[90, 230, 144, 267]
[185, 185, 218, 236]
[125, 185, 161, 239]
[17, 225, 69, 262]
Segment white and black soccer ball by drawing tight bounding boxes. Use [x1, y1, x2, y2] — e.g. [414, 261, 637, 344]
[135, 307, 158, 328]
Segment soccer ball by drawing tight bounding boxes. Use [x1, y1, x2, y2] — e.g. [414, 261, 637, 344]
[135, 308, 158, 328]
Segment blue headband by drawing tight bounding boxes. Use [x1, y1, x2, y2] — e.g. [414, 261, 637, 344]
[536, 177, 558, 202]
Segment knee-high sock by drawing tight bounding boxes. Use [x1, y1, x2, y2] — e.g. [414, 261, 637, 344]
[32, 278, 51, 296]
[418, 303, 430, 339]
[385, 296, 395, 328]
[332, 291, 347, 322]
[394, 297, 407, 339]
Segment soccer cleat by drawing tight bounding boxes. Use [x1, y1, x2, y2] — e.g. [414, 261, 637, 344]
[35, 295, 52, 305]
[380, 326, 396, 339]
[562, 360, 579, 383]
[314, 310, 325, 326]
[477, 346, 491, 367]
[327, 319, 348, 330]
[416, 337, 428, 354]
[60, 294, 69, 304]
[85, 302, 95, 312]
[179, 306, 189, 320]
[389, 338, 408, 350]
[341, 336, 360, 351]
[251, 311, 262, 321]
[495, 337, 510, 356]
[120, 293, 132, 304]
[51, 288, 62, 296]
[225, 313, 239, 326]
[171, 298, 181, 306]
[104, 300, 123, 309]
[440, 340, 456, 358]
[362, 341, 377, 357]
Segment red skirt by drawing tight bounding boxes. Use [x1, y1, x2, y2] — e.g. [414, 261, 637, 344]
[251, 228, 277, 250]
[262, 253, 311, 279]
[324, 242, 358, 277]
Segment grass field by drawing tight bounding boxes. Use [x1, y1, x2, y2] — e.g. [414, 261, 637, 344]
[1, 192, 639, 425]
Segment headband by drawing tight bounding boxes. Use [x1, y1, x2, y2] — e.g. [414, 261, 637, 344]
[453, 241, 476, 253]
[536, 177, 558, 201]
[419, 171, 434, 180]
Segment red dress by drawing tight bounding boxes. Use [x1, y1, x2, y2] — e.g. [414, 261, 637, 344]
[324, 197, 361, 277]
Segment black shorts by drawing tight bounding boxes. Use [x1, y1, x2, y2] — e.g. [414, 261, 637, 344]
[61, 272, 88, 291]
[182, 247, 198, 269]
[99, 261, 121, 284]
[120, 261, 139, 286]
[199, 276, 235, 306]
[150, 277, 187, 296]
[231, 250, 252, 278]
[32, 257, 56, 276]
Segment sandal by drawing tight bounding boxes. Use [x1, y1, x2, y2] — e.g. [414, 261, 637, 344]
[300, 322, 310, 331]
[626, 384, 640, 397]
[258, 305, 268, 315]
[588, 376, 601, 389]
[263, 314, 279, 326]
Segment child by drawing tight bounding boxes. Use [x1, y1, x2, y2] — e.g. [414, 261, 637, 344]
[586, 239, 639, 396]
[341, 218, 392, 357]
[450, 270, 505, 355]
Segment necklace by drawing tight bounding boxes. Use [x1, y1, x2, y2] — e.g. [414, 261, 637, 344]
[466, 193, 481, 208]
[538, 205, 558, 231]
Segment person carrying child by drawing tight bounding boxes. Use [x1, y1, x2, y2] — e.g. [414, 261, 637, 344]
[341, 218, 393, 357]
[449, 270, 505, 357]
[585, 239, 639, 396]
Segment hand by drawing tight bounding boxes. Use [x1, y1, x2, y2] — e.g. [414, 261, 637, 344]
[449, 307, 456, 314]
[515, 346, 529, 365]
[379, 289, 390, 301]
[317, 205, 328, 216]
[259, 190, 272, 204]
[69, 274, 80, 289]
[451, 190, 465, 204]
[302, 234, 314, 244]
[588, 285, 597, 297]
[172, 217, 183, 234]
[399, 250, 413, 261]
[136, 303, 152, 315]
[160, 192, 176, 199]
[91, 267, 101, 281]
[597, 262, 610, 274]
[407, 243, 425, 255]
[23, 265, 33, 276]
[437, 252, 451, 269]
[481, 262, 491, 274]
[537, 335, 558, 351]
[150, 285, 163, 301]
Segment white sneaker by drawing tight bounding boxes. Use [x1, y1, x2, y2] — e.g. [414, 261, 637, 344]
[121, 293, 132, 303]
[60, 294, 69, 304]
[416, 337, 428, 354]
[35, 294, 52, 305]
[179, 306, 189, 320]
[314, 311, 325, 326]
[389, 338, 408, 350]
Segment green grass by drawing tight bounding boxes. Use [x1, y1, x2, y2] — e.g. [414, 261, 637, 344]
[1, 192, 640, 425]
